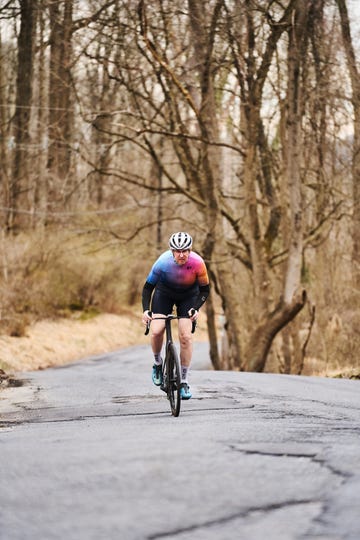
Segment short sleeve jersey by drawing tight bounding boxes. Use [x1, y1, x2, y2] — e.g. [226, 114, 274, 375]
[146, 250, 209, 293]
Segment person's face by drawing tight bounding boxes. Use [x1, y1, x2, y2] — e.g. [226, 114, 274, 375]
[172, 249, 190, 265]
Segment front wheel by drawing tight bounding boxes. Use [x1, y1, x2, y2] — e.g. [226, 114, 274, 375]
[166, 343, 181, 417]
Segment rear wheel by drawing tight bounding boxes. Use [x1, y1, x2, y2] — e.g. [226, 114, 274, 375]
[167, 343, 181, 417]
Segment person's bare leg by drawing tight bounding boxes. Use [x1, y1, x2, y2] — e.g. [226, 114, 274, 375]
[150, 315, 166, 385]
[178, 318, 193, 381]
[150, 315, 166, 359]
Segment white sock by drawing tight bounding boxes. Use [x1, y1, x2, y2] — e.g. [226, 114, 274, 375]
[181, 365, 189, 382]
[154, 353, 162, 365]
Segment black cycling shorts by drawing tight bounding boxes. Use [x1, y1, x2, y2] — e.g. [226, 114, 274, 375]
[151, 287, 198, 318]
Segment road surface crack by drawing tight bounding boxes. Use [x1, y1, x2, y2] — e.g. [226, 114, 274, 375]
[147, 499, 320, 539]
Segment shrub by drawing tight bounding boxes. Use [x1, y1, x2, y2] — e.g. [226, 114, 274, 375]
[0, 228, 144, 335]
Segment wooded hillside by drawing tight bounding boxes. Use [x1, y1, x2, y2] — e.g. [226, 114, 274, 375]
[1, 0, 359, 376]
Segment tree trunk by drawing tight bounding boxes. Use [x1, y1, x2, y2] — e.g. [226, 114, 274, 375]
[283, 0, 308, 304]
[0, 28, 10, 228]
[91, 113, 112, 205]
[245, 0, 309, 372]
[243, 116, 270, 319]
[187, 0, 226, 368]
[33, 5, 48, 226]
[212, 258, 243, 369]
[8, 0, 37, 231]
[205, 292, 221, 370]
[245, 290, 307, 372]
[336, 0, 360, 288]
[47, 0, 74, 193]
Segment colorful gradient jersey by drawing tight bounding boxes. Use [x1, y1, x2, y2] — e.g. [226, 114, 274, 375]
[146, 250, 209, 292]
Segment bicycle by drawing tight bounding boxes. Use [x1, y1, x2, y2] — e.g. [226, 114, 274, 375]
[145, 311, 196, 417]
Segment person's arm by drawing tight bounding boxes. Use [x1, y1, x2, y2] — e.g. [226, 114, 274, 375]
[193, 284, 210, 311]
[142, 281, 155, 312]
[141, 281, 155, 325]
[187, 284, 210, 321]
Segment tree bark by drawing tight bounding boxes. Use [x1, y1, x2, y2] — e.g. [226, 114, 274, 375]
[47, 0, 74, 189]
[245, 290, 307, 372]
[244, 0, 309, 371]
[0, 28, 10, 228]
[336, 0, 360, 288]
[8, 0, 37, 231]
[33, 5, 48, 226]
[283, 0, 308, 304]
[186, 0, 224, 368]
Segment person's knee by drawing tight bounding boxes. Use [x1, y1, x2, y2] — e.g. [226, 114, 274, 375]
[152, 327, 164, 340]
[179, 331, 192, 349]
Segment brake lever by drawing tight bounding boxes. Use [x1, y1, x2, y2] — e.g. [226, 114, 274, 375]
[144, 311, 153, 335]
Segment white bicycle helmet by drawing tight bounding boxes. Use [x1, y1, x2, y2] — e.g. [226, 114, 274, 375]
[169, 232, 193, 250]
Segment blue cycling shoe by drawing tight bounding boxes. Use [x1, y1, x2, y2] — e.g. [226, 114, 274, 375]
[180, 382, 192, 400]
[152, 364, 163, 386]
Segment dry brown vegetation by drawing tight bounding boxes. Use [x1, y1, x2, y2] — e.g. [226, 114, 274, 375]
[0, 228, 358, 379]
[0, 227, 142, 337]
[1, 2, 360, 380]
[0, 312, 146, 373]
[0, 226, 211, 376]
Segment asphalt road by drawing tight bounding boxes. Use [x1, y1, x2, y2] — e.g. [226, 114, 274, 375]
[0, 342, 359, 540]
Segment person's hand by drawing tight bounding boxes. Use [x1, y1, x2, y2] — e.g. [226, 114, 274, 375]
[142, 310, 152, 325]
[188, 308, 198, 321]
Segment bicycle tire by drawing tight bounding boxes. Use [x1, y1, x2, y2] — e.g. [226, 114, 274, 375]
[167, 342, 181, 417]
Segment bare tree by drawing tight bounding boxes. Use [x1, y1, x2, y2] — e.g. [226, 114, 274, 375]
[336, 0, 360, 288]
[32, 2, 48, 225]
[47, 0, 74, 195]
[245, 0, 310, 371]
[0, 27, 10, 225]
[8, 0, 37, 230]
[0, 0, 357, 374]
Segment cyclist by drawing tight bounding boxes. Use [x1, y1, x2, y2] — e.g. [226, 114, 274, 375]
[141, 232, 210, 400]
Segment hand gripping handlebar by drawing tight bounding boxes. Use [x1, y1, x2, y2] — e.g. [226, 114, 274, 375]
[144, 310, 197, 335]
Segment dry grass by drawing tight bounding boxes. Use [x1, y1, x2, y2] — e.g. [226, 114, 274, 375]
[0, 228, 143, 337]
[0, 228, 359, 379]
[0, 309, 209, 374]
[0, 227, 212, 375]
[0, 312, 144, 372]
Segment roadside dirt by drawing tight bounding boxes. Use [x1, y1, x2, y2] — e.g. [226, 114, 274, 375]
[0, 313, 358, 389]
[0, 311, 208, 376]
